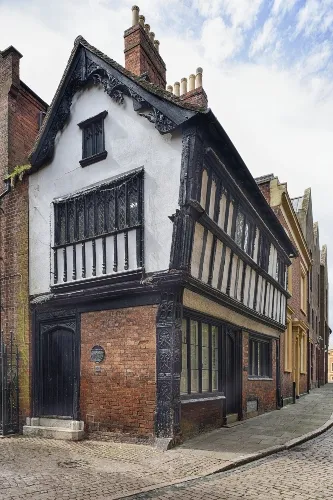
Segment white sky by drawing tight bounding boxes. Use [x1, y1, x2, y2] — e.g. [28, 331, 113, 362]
[1, 0, 332, 343]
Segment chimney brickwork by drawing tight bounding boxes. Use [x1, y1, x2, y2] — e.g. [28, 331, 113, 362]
[167, 68, 208, 108]
[124, 6, 166, 88]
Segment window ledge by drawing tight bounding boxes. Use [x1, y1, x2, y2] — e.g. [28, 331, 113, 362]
[248, 376, 273, 381]
[80, 150, 107, 167]
[181, 393, 225, 404]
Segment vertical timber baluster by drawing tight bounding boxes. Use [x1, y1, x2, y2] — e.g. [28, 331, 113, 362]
[72, 244, 76, 280]
[53, 249, 58, 284]
[92, 239, 96, 276]
[113, 234, 118, 272]
[82, 242, 86, 278]
[63, 248, 67, 282]
[102, 237, 106, 274]
[124, 231, 129, 270]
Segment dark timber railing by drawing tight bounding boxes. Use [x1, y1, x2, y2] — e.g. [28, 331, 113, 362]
[0, 332, 19, 436]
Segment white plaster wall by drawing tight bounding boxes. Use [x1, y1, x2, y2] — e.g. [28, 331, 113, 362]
[29, 87, 182, 295]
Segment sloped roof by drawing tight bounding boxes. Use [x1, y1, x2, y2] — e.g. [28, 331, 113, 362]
[28, 36, 295, 257]
[255, 173, 275, 184]
[29, 36, 202, 169]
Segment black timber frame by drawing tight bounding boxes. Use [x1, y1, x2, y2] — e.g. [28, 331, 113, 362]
[32, 308, 81, 420]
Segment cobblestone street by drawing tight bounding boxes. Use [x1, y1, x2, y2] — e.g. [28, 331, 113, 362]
[0, 385, 333, 499]
[133, 427, 333, 500]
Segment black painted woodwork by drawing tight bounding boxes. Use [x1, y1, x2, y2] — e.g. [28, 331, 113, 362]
[190, 204, 289, 298]
[41, 327, 75, 417]
[53, 170, 144, 286]
[248, 335, 271, 378]
[33, 310, 80, 419]
[226, 330, 237, 414]
[30, 41, 197, 170]
[156, 289, 182, 438]
[78, 110, 108, 167]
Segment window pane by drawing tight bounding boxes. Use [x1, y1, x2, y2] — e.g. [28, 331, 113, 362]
[202, 323, 209, 392]
[243, 221, 249, 251]
[180, 320, 188, 394]
[84, 126, 93, 158]
[94, 119, 104, 154]
[190, 321, 199, 393]
[212, 326, 219, 391]
[235, 210, 244, 246]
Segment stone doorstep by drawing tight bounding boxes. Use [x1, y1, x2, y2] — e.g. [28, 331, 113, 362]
[23, 417, 85, 441]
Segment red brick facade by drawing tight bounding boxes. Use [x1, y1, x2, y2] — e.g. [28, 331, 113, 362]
[80, 305, 157, 438]
[242, 331, 277, 417]
[179, 87, 208, 109]
[180, 400, 223, 440]
[0, 47, 47, 420]
[124, 24, 166, 88]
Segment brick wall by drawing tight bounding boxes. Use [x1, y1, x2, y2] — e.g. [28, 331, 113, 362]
[180, 400, 223, 440]
[179, 87, 208, 109]
[0, 48, 47, 420]
[124, 24, 166, 87]
[80, 305, 157, 438]
[242, 331, 277, 417]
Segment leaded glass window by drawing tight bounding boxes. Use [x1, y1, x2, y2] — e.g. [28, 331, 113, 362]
[78, 110, 108, 167]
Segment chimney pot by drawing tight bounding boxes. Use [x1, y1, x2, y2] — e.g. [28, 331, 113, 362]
[174, 82, 180, 97]
[167, 85, 173, 93]
[149, 32, 155, 42]
[180, 77, 188, 95]
[188, 74, 195, 91]
[144, 24, 150, 33]
[139, 15, 145, 26]
[195, 67, 203, 88]
[132, 5, 140, 26]
[154, 40, 160, 52]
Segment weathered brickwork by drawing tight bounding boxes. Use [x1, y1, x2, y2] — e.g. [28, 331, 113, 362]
[0, 48, 47, 421]
[124, 25, 166, 87]
[179, 87, 208, 109]
[180, 400, 223, 440]
[80, 305, 157, 438]
[242, 331, 277, 417]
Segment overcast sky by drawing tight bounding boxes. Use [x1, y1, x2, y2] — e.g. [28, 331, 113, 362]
[1, 0, 333, 342]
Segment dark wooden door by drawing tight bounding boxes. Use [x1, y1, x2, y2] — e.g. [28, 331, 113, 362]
[41, 327, 75, 417]
[226, 330, 237, 414]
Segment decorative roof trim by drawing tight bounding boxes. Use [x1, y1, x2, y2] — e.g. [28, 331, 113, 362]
[29, 37, 199, 170]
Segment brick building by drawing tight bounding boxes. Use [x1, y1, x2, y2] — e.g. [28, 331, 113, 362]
[0, 46, 47, 423]
[21, 6, 296, 444]
[292, 190, 322, 389]
[256, 175, 311, 402]
[257, 175, 330, 401]
[320, 245, 330, 384]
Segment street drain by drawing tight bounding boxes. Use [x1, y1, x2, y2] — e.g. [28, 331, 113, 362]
[57, 460, 88, 468]
[289, 447, 308, 452]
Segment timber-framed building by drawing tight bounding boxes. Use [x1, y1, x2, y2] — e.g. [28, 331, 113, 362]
[23, 6, 296, 443]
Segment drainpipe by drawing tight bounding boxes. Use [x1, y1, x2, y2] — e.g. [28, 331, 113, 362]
[0, 179, 12, 337]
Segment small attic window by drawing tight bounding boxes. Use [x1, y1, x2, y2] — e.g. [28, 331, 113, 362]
[78, 110, 108, 167]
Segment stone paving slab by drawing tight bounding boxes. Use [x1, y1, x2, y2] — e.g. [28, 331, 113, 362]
[0, 385, 333, 499]
[180, 385, 333, 456]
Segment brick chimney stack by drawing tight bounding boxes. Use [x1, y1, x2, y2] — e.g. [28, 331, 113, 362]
[124, 5, 166, 88]
[178, 67, 208, 109]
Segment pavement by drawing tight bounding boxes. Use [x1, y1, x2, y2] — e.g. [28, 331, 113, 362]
[131, 426, 333, 499]
[0, 384, 333, 499]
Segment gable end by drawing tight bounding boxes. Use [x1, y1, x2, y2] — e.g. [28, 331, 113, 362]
[30, 41, 197, 170]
